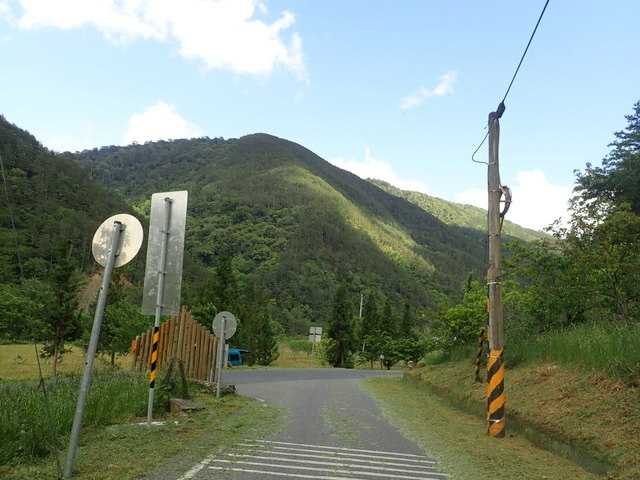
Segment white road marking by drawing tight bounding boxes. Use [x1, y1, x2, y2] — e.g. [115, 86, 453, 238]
[237, 441, 436, 464]
[209, 466, 447, 480]
[176, 454, 215, 480]
[203, 439, 449, 480]
[230, 448, 436, 468]
[253, 439, 433, 459]
[210, 459, 441, 479]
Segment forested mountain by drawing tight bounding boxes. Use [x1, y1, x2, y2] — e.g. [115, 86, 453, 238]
[3, 112, 546, 338]
[72, 133, 491, 331]
[368, 179, 547, 242]
[0, 115, 138, 280]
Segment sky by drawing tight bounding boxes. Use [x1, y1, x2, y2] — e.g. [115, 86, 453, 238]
[1, 0, 639, 231]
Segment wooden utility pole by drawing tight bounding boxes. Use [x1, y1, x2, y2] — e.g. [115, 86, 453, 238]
[487, 104, 506, 438]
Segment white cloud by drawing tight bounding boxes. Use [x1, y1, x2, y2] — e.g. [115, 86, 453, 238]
[455, 169, 573, 231]
[329, 146, 429, 194]
[124, 101, 203, 144]
[400, 70, 458, 109]
[7, 0, 306, 79]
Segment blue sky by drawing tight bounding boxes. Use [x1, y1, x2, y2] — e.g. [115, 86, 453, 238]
[1, 0, 638, 231]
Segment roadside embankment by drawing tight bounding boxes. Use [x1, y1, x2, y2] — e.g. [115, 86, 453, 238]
[404, 361, 640, 480]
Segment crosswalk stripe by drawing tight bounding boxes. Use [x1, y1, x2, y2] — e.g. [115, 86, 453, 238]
[237, 441, 436, 465]
[221, 452, 439, 474]
[230, 448, 437, 469]
[203, 439, 449, 480]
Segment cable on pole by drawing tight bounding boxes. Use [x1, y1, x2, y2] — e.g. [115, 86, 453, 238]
[501, 0, 551, 106]
[471, 0, 551, 162]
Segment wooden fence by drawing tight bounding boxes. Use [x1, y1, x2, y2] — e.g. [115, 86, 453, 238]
[130, 307, 219, 382]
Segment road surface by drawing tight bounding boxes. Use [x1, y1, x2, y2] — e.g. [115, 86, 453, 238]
[176, 368, 448, 480]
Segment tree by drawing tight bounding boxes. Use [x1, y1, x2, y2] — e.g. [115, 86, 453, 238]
[325, 283, 356, 368]
[99, 300, 149, 365]
[201, 253, 238, 312]
[575, 101, 640, 213]
[400, 301, 415, 336]
[238, 278, 280, 366]
[356, 293, 381, 356]
[0, 280, 49, 341]
[40, 244, 84, 375]
[250, 311, 280, 365]
[426, 280, 488, 353]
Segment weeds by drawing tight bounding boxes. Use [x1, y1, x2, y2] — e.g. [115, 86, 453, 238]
[507, 320, 640, 379]
[0, 369, 148, 466]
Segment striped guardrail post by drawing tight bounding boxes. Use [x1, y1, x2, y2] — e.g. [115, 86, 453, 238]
[475, 327, 486, 382]
[149, 326, 160, 389]
[487, 349, 505, 437]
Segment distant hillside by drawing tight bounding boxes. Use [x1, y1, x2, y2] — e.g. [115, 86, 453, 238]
[0, 115, 138, 281]
[368, 179, 547, 242]
[73, 133, 489, 330]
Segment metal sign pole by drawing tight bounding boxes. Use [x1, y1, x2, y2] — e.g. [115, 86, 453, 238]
[147, 197, 173, 425]
[64, 221, 123, 479]
[215, 316, 227, 398]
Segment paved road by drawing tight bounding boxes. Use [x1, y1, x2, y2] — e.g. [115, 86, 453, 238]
[177, 368, 448, 480]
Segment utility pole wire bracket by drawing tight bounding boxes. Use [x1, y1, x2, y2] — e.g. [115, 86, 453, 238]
[499, 185, 512, 218]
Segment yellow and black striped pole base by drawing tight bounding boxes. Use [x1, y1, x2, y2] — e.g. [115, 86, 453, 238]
[149, 326, 160, 388]
[487, 349, 505, 437]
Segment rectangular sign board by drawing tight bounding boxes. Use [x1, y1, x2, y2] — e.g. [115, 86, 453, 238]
[142, 191, 188, 315]
[309, 326, 322, 343]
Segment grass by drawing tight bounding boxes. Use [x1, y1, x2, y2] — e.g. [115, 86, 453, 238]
[403, 359, 640, 480]
[1, 369, 157, 468]
[365, 375, 604, 480]
[0, 343, 128, 382]
[0, 343, 282, 479]
[1, 393, 281, 480]
[507, 321, 640, 378]
[270, 341, 325, 368]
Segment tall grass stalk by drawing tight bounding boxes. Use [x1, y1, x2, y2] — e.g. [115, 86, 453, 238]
[507, 320, 640, 378]
[0, 369, 148, 466]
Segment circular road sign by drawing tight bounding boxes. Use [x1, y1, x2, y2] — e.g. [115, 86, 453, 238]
[212, 311, 237, 339]
[92, 214, 144, 268]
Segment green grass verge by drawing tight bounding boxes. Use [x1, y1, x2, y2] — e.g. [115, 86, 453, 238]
[365, 375, 604, 480]
[1, 390, 281, 480]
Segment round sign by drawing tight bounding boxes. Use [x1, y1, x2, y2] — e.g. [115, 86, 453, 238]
[92, 214, 144, 268]
[212, 311, 237, 339]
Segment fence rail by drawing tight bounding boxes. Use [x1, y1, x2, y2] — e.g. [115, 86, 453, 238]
[130, 307, 218, 382]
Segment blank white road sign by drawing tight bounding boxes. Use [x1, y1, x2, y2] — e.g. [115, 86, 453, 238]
[142, 191, 188, 315]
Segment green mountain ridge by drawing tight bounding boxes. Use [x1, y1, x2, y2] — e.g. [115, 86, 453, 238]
[73, 133, 490, 327]
[0, 114, 538, 335]
[0, 115, 139, 280]
[368, 179, 547, 242]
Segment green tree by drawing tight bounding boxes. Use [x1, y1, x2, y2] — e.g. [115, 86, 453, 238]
[428, 280, 487, 352]
[356, 293, 381, 358]
[575, 101, 640, 213]
[400, 301, 415, 336]
[0, 280, 48, 341]
[203, 253, 238, 312]
[237, 277, 280, 366]
[40, 244, 84, 375]
[325, 283, 356, 368]
[250, 311, 280, 365]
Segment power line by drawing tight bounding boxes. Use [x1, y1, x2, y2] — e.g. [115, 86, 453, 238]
[471, 0, 551, 163]
[501, 0, 551, 106]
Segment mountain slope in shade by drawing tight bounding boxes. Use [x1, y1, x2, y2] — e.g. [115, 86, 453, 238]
[73, 133, 488, 328]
